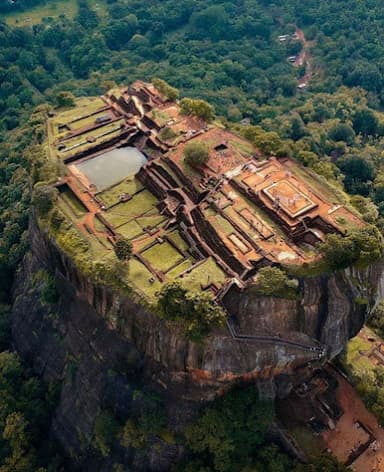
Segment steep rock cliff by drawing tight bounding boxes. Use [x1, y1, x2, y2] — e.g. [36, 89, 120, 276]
[10, 219, 383, 469]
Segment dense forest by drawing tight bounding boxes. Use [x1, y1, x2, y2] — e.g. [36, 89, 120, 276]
[2, 0, 384, 470]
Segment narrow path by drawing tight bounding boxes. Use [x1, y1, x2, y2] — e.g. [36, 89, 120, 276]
[294, 28, 314, 88]
[223, 308, 326, 356]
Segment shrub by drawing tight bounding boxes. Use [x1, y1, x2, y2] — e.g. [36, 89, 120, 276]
[152, 78, 179, 101]
[157, 282, 226, 341]
[55, 91, 75, 108]
[319, 225, 384, 270]
[184, 141, 209, 168]
[185, 386, 274, 472]
[253, 267, 298, 298]
[121, 419, 146, 449]
[93, 411, 119, 457]
[32, 186, 58, 216]
[114, 237, 132, 261]
[180, 98, 215, 122]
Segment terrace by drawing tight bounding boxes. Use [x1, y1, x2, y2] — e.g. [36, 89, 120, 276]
[49, 81, 364, 300]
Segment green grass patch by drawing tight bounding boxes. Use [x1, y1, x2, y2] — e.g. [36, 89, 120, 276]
[137, 214, 166, 229]
[228, 138, 254, 157]
[94, 217, 107, 233]
[166, 258, 194, 278]
[212, 214, 236, 236]
[150, 109, 172, 127]
[4, 0, 108, 26]
[167, 231, 189, 252]
[60, 119, 124, 148]
[88, 234, 111, 260]
[52, 97, 106, 134]
[129, 259, 162, 298]
[98, 178, 144, 208]
[105, 191, 159, 228]
[291, 427, 324, 458]
[180, 257, 226, 291]
[142, 242, 184, 273]
[341, 336, 375, 378]
[59, 188, 87, 219]
[117, 220, 145, 240]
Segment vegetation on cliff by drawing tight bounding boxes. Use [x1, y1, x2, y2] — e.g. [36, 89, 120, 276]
[157, 281, 226, 341]
[0, 305, 63, 471]
[3, 0, 384, 469]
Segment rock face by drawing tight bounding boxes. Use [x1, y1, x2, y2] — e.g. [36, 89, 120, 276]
[11, 219, 383, 470]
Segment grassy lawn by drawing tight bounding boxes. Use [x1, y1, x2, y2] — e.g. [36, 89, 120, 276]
[291, 426, 325, 458]
[142, 241, 184, 273]
[59, 188, 87, 219]
[117, 220, 145, 240]
[4, 0, 108, 26]
[166, 258, 194, 278]
[88, 234, 111, 260]
[228, 138, 254, 157]
[211, 214, 237, 236]
[60, 119, 124, 147]
[341, 335, 375, 378]
[137, 213, 166, 229]
[94, 216, 107, 233]
[150, 109, 172, 127]
[167, 230, 189, 252]
[104, 191, 159, 228]
[180, 257, 226, 291]
[129, 259, 162, 299]
[52, 98, 106, 133]
[67, 111, 111, 130]
[98, 178, 144, 208]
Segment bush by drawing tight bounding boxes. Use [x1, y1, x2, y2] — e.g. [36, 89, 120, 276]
[319, 225, 384, 270]
[55, 91, 75, 108]
[93, 411, 119, 457]
[368, 301, 384, 337]
[253, 267, 298, 298]
[114, 237, 132, 261]
[157, 282, 226, 341]
[152, 78, 179, 101]
[32, 186, 58, 216]
[185, 386, 274, 472]
[184, 141, 209, 168]
[350, 195, 379, 223]
[180, 98, 215, 122]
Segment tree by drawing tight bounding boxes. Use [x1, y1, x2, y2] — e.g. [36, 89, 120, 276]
[350, 195, 378, 223]
[289, 114, 306, 141]
[55, 91, 75, 108]
[253, 267, 297, 298]
[180, 98, 215, 122]
[352, 109, 379, 137]
[339, 155, 375, 196]
[157, 281, 226, 340]
[32, 186, 58, 216]
[319, 225, 384, 270]
[184, 141, 209, 168]
[0, 412, 36, 472]
[114, 237, 132, 261]
[185, 386, 274, 471]
[328, 122, 355, 144]
[152, 78, 179, 101]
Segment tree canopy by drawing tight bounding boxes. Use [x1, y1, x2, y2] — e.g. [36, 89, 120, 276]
[183, 141, 210, 168]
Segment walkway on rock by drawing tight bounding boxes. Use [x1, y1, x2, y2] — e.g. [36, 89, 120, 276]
[222, 304, 325, 356]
